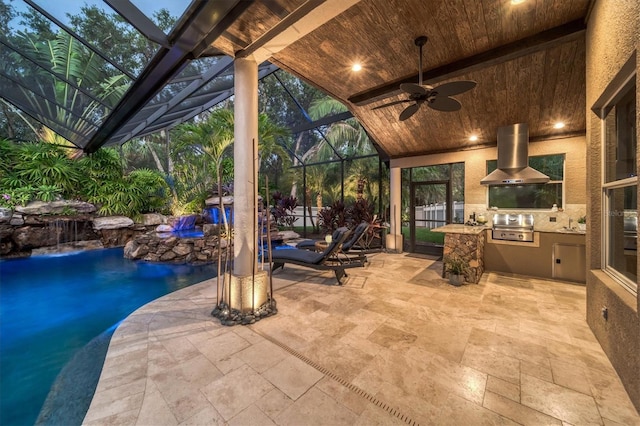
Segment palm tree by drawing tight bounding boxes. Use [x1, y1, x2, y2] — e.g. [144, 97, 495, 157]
[257, 113, 290, 171]
[172, 108, 234, 213]
[297, 96, 377, 211]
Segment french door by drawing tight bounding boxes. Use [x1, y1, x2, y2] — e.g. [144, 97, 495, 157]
[406, 181, 450, 255]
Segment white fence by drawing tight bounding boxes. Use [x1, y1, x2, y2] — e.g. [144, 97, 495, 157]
[414, 202, 464, 228]
[278, 203, 466, 228]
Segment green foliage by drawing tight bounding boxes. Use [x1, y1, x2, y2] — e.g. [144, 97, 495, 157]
[443, 255, 469, 275]
[77, 148, 124, 199]
[35, 185, 62, 202]
[0, 192, 15, 209]
[172, 197, 204, 216]
[128, 168, 170, 213]
[11, 31, 130, 144]
[5, 142, 79, 198]
[0, 138, 18, 178]
[90, 169, 169, 217]
[0, 186, 35, 208]
[578, 216, 586, 224]
[0, 139, 170, 216]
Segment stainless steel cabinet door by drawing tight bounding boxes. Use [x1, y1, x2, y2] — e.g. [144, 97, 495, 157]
[552, 243, 586, 283]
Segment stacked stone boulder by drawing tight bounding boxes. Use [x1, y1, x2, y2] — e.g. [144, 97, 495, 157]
[124, 233, 228, 264]
[0, 201, 166, 258]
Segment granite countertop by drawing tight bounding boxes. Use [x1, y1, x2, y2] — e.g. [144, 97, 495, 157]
[431, 224, 489, 235]
[538, 228, 586, 235]
[432, 224, 586, 235]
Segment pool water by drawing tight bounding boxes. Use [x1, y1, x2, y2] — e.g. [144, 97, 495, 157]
[0, 248, 216, 426]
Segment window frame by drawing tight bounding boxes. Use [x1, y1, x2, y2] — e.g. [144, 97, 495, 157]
[485, 154, 565, 210]
[599, 71, 637, 296]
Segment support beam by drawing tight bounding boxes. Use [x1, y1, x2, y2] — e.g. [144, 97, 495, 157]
[83, 0, 253, 153]
[238, 0, 362, 63]
[348, 19, 586, 106]
[104, 0, 169, 47]
[233, 57, 259, 277]
[387, 167, 403, 253]
[289, 111, 353, 134]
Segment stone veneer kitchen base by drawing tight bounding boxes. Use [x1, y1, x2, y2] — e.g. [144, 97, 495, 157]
[433, 224, 486, 284]
[443, 232, 485, 283]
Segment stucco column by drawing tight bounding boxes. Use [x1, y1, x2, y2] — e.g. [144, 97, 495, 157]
[233, 57, 259, 276]
[387, 166, 403, 252]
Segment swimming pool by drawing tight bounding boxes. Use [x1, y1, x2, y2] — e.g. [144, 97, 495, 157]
[0, 248, 216, 426]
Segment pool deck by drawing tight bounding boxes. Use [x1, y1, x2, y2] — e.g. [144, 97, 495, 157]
[83, 252, 640, 425]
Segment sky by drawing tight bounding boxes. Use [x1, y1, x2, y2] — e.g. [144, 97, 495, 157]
[9, 0, 188, 29]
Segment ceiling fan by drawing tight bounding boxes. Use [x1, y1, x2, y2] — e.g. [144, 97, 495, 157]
[373, 36, 476, 121]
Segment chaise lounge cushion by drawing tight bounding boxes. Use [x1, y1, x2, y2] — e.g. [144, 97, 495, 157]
[268, 247, 326, 265]
[270, 228, 366, 284]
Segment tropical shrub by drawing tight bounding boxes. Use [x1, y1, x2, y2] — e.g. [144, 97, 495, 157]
[7, 187, 35, 207]
[271, 191, 298, 229]
[90, 169, 169, 217]
[35, 185, 62, 202]
[346, 198, 374, 227]
[128, 169, 170, 213]
[0, 139, 171, 217]
[317, 200, 346, 234]
[12, 142, 80, 198]
[318, 198, 380, 238]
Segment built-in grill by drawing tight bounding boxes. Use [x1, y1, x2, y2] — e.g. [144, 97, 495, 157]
[492, 213, 535, 242]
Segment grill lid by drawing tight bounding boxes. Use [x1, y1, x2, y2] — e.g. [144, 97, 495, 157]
[492, 213, 534, 230]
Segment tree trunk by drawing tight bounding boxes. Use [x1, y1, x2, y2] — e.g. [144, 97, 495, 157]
[305, 187, 315, 229]
[146, 139, 166, 174]
[315, 192, 323, 233]
[289, 133, 304, 198]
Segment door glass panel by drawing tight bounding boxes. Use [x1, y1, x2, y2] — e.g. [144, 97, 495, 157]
[409, 182, 447, 254]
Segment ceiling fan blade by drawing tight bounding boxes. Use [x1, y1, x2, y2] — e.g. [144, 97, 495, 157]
[432, 80, 476, 96]
[399, 103, 420, 121]
[371, 99, 412, 110]
[400, 83, 427, 96]
[428, 96, 461, 112]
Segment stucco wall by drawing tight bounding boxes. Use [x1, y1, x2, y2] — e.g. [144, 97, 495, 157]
[585, 0, 640, 412]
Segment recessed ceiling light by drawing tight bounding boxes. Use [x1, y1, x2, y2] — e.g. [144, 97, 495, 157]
[351, 63, 362, 72]
[511, 0, 526, 4]
[469, 135, 478, 142]
[553, 122, 565, 129]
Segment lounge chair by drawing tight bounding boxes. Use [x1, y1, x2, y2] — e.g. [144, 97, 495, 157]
[270, 228, 367, 284]
[296, 222, 369, 256]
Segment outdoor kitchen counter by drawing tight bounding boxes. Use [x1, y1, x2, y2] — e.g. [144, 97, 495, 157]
[484, 230, 586, 282]
[431, 224, 489, 235]
[432, 225, 487, 284]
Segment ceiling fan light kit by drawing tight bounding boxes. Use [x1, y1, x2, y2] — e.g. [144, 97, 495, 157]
[373, 35, 476, 121]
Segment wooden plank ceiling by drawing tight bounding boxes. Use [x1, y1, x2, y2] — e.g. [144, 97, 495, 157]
[214, 0, 589, 159]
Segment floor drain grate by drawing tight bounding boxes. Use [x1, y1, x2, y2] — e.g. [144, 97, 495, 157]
[251, 329, 420, 426]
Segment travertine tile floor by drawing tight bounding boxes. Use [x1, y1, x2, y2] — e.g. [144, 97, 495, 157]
[84, 253, 640, 425]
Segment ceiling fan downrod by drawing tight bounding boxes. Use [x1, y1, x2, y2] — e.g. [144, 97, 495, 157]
[415, 36, 428, 87]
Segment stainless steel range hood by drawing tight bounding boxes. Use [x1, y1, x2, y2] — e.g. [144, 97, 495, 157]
[480, 123, 550, 185]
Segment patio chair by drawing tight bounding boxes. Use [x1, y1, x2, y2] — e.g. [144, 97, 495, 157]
[270, 228, 367, 284]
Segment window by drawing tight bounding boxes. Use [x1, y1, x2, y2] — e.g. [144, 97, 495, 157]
[487, 154, 564, 209]
[602, 76, 637, 295]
